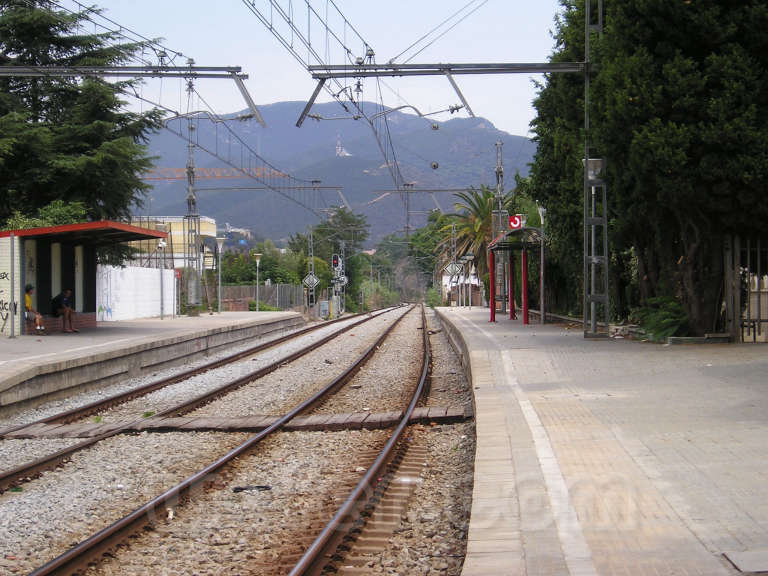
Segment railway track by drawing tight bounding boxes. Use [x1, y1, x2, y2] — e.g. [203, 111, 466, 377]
[18, 304, 418, 575]
[288, 304, 431, 575]
[0, 306, 400, 492]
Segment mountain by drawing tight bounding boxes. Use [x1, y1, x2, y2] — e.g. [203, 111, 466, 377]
[143, 101, 536, 244]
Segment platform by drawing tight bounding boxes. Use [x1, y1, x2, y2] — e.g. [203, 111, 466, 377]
[436, 307, 768, 576]
[0, 312, 304, 407]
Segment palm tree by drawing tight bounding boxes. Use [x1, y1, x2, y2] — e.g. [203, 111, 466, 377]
[441, 185, 513, 278]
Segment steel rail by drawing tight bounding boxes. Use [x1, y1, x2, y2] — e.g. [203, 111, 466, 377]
[289, 304, 430, 575]
[0, 307, 399, 492]
[27, 305, 415, 576]
[0, 309, 386, 438]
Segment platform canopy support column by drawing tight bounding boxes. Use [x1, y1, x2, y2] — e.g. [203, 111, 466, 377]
[509, 252, 516, 320]
[522, 248, 529, 325]
[489, 249, 496, 323]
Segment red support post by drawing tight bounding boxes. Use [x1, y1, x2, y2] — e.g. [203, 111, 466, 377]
[489, 249, 496, 322]
[522, 248, 529, 325]
[509, 252, 516, 320]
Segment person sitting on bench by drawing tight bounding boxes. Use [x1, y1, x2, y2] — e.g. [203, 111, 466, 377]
[51, 289, 78, 333]
[24, 284, 46, 334]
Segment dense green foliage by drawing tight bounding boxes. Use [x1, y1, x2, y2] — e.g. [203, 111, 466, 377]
[248, 300, 281, 312]
[447, 186, 513, 278]
[221, 208, 379, 309]
[287, 207, 370, 307]
[631, 296, 689, 343]
[408, 210, 458, 285]
[424, 287, 442, 308]
[3, 199, 87, 229]
[221, 239, 305, 285]
[0, 1, 162, 224]
[527, 0, 768, 334]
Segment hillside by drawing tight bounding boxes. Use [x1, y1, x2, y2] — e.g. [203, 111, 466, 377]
[143, 101, 536, 244]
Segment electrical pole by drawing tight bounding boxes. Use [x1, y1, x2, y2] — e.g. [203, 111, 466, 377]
[183, 67, 201, 314]
[451, 222, 458, 306]
[494, 141, 507, 315]
[583, 0, 609, 338]
[339, 239, 346, 313]
[308, 225, 315, 317]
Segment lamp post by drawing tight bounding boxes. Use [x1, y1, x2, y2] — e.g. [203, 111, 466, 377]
[216, 237, 225, 313]
[254, 252, 262, 311]
[158, 240, 167, 319]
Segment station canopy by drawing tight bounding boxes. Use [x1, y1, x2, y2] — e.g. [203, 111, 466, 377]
[0, 221, 167, 246]
[489, 227, 543, 252]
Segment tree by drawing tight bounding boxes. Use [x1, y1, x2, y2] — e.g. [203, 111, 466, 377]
[0, 1, 162, 224]
[525, 1, 589, 316]
[592, 1, 768, 334]
[288, 207, 371, 305]
[446, 186, 514, 278]
[528, 0, 768, 332]
[4, 199, 87, 229]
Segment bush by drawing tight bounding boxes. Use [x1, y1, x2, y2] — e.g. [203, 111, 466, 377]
[630, 296, 689, 342]
[248, 300, 281, 312]
[425, 287, 442, 308]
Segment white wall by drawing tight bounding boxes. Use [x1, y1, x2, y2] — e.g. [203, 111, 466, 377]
[97, 265, 176, 321]
[0, 236, 21, 336]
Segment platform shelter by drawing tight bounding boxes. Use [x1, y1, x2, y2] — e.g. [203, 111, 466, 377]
[0, 221, 167, 336]
[488, 226, 543, 324]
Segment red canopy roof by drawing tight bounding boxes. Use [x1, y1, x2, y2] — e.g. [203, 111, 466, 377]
[0, 221, 166, 246]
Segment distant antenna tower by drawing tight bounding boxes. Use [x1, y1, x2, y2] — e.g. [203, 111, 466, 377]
[335, 133, 351, 157]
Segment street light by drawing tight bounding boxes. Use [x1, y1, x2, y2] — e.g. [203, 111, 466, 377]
[216, 237, 225, 314]
[253, 252, 262, 311]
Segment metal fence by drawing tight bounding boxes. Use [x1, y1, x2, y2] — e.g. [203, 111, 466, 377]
[220, 284, 304, 311]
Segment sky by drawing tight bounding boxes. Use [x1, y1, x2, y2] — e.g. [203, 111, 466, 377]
[76, 0, 563, 137]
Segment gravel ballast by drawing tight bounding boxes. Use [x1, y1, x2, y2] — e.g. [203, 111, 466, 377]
[0, 438, 82, 475]
[87, 429, 391, 576]
[313, 306, 423, 414]
[424, 309, 473, 408]
[344, 308, 476, 575]
[362, 422, 475, 575]
[68, 312, 392, 424]
[0, 431, 250, 574]
[185, 306, 411, 418]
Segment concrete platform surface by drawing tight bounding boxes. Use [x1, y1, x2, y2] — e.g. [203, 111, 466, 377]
[0, 312, 303, 406]
[436, 307, 768, 576]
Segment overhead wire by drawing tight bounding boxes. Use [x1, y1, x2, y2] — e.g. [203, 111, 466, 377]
[53, 0, 185, 65]
[402, 0, 489, 64]
[389, 0, 486, 64]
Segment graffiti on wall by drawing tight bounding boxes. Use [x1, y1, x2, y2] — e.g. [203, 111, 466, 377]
[0, 286, 19, 332]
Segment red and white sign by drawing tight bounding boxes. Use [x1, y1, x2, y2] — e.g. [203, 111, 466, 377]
[509, 214, 524, 230]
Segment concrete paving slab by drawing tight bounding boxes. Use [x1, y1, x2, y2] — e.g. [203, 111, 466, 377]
[723, 549, 768, 573]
